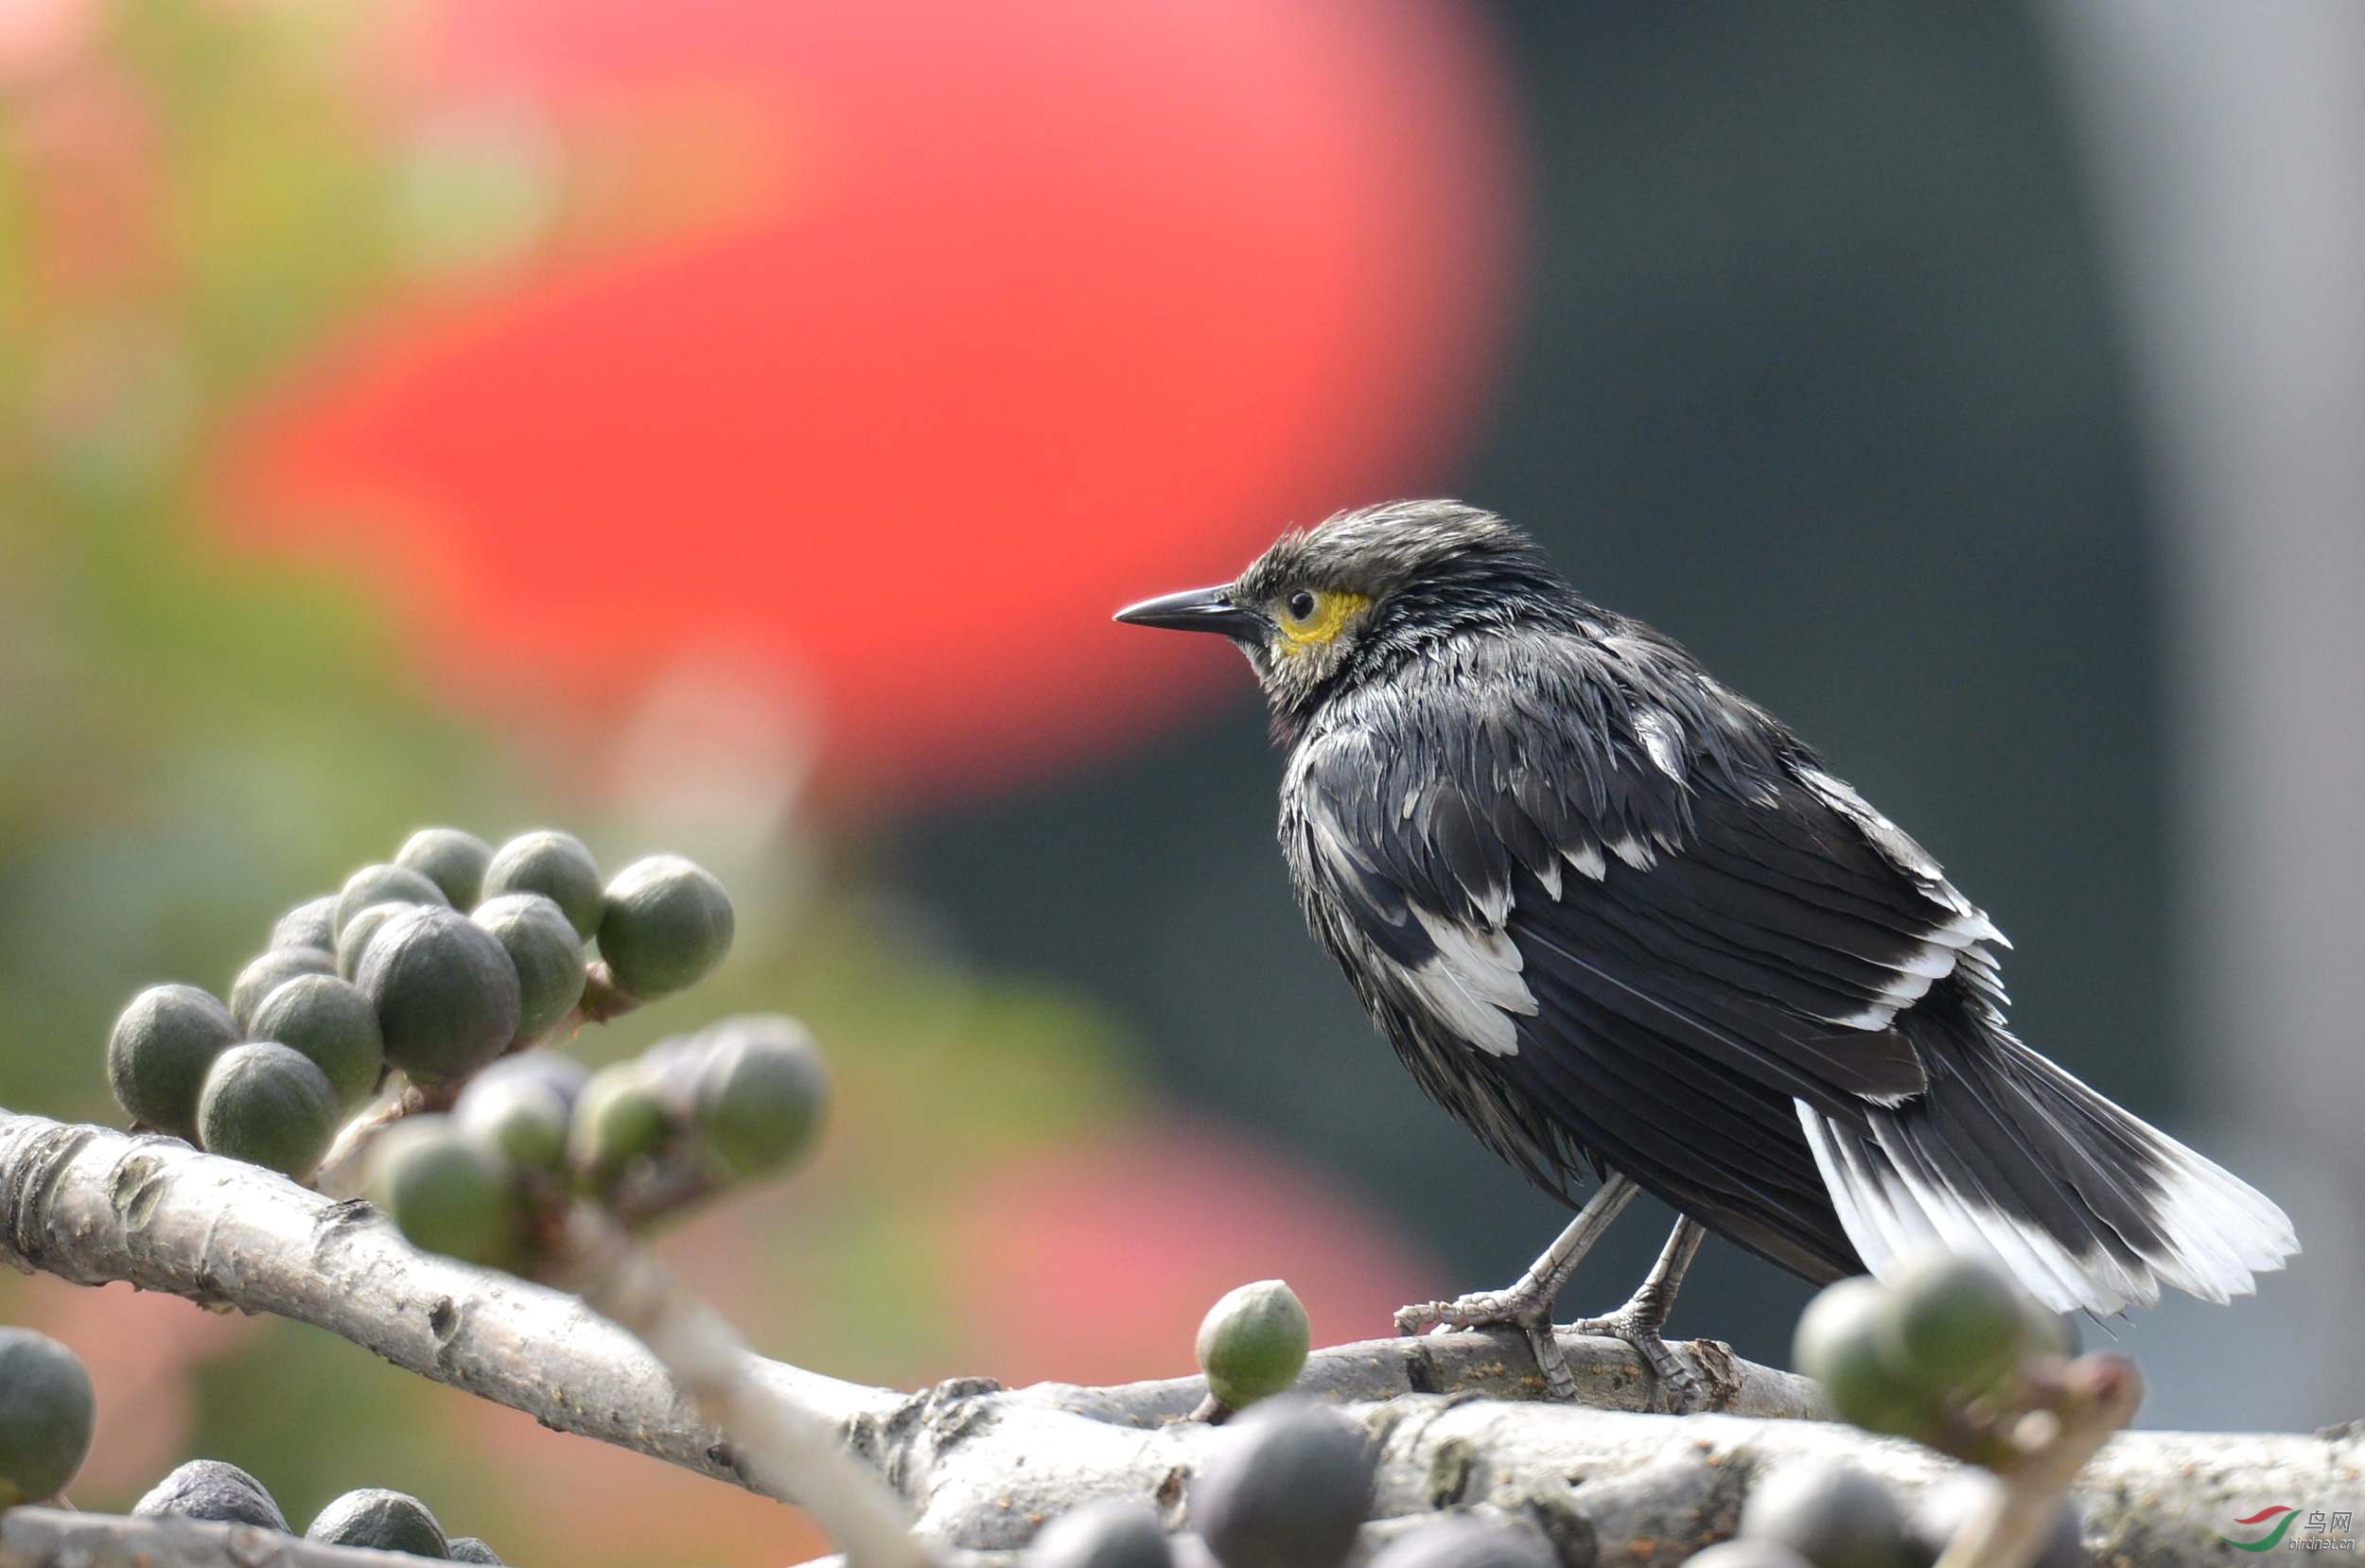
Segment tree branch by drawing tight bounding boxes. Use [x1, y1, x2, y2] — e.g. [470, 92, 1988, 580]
[0, 1107, 899, 1491]
[0, 1107, 1800, 1470]
[0, 1108, 2345, 1567]
[0, 1507, 453, 1568]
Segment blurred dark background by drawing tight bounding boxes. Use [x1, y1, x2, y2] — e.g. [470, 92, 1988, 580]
[4, 2, 2357, 1561]
[905, 0, 2162, 1402]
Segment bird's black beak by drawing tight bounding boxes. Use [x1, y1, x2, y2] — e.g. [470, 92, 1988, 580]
[1112, 585, 1264, 638]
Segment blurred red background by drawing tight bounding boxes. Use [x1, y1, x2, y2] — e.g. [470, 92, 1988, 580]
[233, 0, 1521, 796]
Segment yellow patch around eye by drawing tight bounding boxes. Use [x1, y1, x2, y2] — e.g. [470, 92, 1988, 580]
[1276, 590, 1371, 653]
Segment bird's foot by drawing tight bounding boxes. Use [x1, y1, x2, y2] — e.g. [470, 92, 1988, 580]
[1392, 1283, 1550, 1337]
[1563, 1302, 1705, 1413]
[1394, 1286, 1582, 1401]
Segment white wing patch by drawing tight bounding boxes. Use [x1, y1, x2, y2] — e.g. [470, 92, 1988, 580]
[1634, 707, 1686, 781]
[1408, 905, 1537, 1056]
[1798, 767, 1942, 880]
[1295, 751, 1536, 1058]
[1795, 765, 2014, 1033]
[1606, 834, 1657, 872]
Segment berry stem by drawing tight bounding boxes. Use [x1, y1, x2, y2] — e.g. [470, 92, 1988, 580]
[563, 962, 642, 1030]
[311, 1079, 458, 1199]
[1934, 1352, 2143, 1568]
[550, 1208, 937, 1568]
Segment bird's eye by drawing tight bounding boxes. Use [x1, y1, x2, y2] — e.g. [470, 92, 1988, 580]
[1271, 586, 1370, 651]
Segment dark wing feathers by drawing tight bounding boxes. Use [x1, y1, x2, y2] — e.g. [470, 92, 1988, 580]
[1287, 632, 1999, 1278]
[1629, 844, 1942, 983]
[1495, 958, 1862, 1281]
[1426, 782, 1512, 919]
[1278, 628, 2290, 1298]
[1299, 750, 1433, 968]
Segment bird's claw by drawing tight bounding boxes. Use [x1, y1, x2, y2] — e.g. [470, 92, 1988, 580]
[1393, 1287, 1541, 1337]
[1564, 1306, 1706, 1413]
[1394, 1288, 1581, 1400]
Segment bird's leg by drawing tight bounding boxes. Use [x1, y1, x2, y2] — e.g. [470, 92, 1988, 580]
[1393, 1174, 1639, 1398]
[1566, 1217, 1708, 1411]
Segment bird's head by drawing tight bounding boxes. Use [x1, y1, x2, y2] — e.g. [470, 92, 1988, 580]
[1115, 500, 1564, 723]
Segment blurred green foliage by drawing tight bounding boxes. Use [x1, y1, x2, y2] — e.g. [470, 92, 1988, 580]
[1, 0, 477, 1125]
[0, 4, 1144, 1559]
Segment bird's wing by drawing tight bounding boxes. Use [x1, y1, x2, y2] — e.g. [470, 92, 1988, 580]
[1292, 632, 2295, 1312]
[1291, 635, 2002, 1107]
[1286, 634, 2019, 1267]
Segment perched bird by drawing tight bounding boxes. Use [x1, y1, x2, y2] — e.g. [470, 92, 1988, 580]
[1115, 500, 2296, 1404]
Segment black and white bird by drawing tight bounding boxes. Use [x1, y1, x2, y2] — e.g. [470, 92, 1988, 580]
[1115, 500, 2296, 1403]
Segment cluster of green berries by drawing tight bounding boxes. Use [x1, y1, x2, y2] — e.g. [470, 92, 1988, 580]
[0, 1329, 496, 1559]
[367, 1017, 828, 1267]
[1792, 1252, 2078, 1457]
[1030, 1397, 1552, 1568]
[1681, 1252, 2088, 1568]
[104, 827, 736, 1182]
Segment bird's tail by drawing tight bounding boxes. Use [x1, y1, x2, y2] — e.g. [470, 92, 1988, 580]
[1796, 1012, 2297, 1315]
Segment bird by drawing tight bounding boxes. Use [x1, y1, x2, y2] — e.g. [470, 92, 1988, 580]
[1114, 499, 2296, 1406]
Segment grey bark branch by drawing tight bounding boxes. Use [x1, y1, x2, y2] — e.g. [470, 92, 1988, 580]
[0, 1507, 451, 1568]
[0, 1108, 900, 1491]
[0, 1106, 1800, 1469]
[0, 1108, 2345, 1568]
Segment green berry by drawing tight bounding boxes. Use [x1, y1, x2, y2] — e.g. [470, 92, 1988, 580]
[1196, 1280, 1310, 1411]
[597, 855, 734, 999]
[1190, 1396, 1373, 1568]
[1737, 1462, 1910, 1568]
[357, 906, 522, 1087]
[107, 983, 238, 1140]
[271, 896, 338, 954]
[689, 1017, 828, 1179]
[333, 862, 451, 938]
[569, 1062, 671, 1184]
[396, 827, 495, 910]
[1883, 1253, 2030, 1398]
[449, 1538, 504, 1564]
[248, 973, 384, 1109]
[454, 1068, 571, 1174]
[133, 1458, 289, 1530]
[307, 1489, 449, 1558]
[1794, 1277, 1887, 1391]
[368, 1118, 525, 1267]
[0, 1329, 94, 1507]
[472, 893, 586, 1043]
[229, 948, 336, 1033]
[1366, 1518, 1556, 1568]
[482, 830, 604, 940]
[197, 1042, 341, 1179]
[1027, 1500, 1173, 1568]
[1793, 1278, 1942, 1442]
[336, 902, 407, 980]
